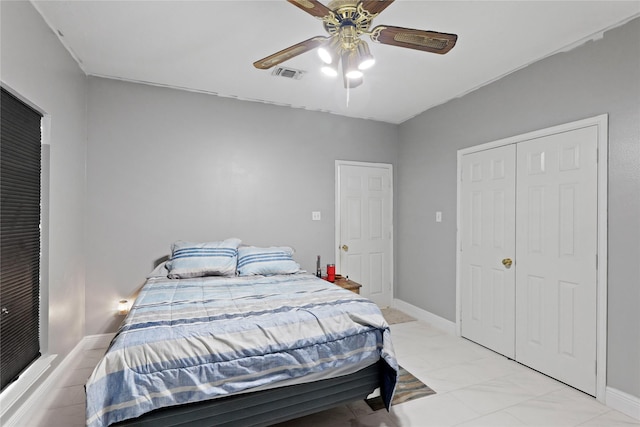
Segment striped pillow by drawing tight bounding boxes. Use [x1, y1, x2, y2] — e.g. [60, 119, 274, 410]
[166, 238, 241, 279]
[237, 246, 301, 276]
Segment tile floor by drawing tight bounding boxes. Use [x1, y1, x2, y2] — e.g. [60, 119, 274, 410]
[24, 319, 640, 427]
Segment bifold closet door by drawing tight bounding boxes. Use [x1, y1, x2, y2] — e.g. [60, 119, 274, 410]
[460, 125, 599, 396]
[460, 145, 517, 358]
[515, 126, 598, 396]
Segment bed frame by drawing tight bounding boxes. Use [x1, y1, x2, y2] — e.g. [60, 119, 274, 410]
[114, 362, 382, 426]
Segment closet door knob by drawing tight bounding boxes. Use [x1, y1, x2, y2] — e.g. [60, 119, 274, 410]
[341, 244, 349, 252]
[502, 258, 513, 268]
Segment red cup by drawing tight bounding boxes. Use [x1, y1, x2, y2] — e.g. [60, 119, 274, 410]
[327, 264, 335, 282]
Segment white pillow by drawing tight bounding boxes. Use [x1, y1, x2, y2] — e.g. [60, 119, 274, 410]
[166, 238, 241, 279]
[237, 246, 301, 276]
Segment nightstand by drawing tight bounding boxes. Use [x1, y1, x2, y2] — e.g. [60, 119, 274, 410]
[333, 277, 362, 294]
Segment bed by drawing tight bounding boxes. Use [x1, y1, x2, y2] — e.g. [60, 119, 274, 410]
[85, 241, 398, 427]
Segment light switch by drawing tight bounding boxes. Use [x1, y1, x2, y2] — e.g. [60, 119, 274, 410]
[312, 211, 321, 221]
[436, 211, 442, 222]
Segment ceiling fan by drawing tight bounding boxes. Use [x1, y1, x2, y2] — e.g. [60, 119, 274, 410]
[253, 0, 458, 88]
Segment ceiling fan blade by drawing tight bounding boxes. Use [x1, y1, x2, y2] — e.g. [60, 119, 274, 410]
[253, 36, 328, 70]
[287, 0, 333, 19]
[359, 0, 395, 15]
[370, 25, 457, 54]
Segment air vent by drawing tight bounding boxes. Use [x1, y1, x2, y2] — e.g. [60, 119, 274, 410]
[271, 66, 305, 80]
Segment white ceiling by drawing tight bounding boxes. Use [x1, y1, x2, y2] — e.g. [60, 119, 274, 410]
[32, 1, 639, 124]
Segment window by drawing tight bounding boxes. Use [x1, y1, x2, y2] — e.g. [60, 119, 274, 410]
[0, 87, 43, 391]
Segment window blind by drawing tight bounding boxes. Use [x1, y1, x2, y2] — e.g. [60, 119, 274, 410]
[0, 87, 42, 391]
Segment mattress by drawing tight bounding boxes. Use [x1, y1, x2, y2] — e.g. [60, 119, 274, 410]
[85, 273, 398, 427]
[113, 362, 384, 426]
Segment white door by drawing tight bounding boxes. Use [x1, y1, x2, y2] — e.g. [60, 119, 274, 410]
[515, 126, 598, 395]
[459, 124, 599, 396]
[336, 162, 392, 307]
[460, 145, 517, 358]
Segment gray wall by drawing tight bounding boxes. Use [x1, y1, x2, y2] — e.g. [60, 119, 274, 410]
[3, 0, 637, 405]
[397, 18, 640, 397]
[85, 77, 398, 334]
[0, 2, 87, 358]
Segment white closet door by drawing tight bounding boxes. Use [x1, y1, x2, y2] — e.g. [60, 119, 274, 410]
[461, 145, 516, 358]
[515, 126, 598, 395]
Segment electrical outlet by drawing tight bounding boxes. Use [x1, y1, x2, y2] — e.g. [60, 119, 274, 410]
[312, 211, 321, 221]
[436, 211, 442, 222]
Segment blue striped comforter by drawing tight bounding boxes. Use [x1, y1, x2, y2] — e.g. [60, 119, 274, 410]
[85, 273, 398, 427]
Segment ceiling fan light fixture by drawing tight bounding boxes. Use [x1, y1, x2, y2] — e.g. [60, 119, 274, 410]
[339, 22, 358, 50]
[343, 51, 363, 79]
[318, 47, 333, 64]
[344, 73, 363, 89]
[321, 62, 339, 77]
[318, 36, 341, 64]
[356, 41, 375, 70]
[346, 69, 363, 79]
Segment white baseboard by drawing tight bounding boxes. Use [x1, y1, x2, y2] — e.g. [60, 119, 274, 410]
[392, 298, 456, 335]
[2, 333, 115, 427]
[0, 354, 57, 422]
[83, 333, 115, 350]
[1, 344, 79, 427]
[606, 386, 640, 420]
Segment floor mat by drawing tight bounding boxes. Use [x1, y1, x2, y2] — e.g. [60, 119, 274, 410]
[381, 307, 416, 325]
[365, 366, 436, 411]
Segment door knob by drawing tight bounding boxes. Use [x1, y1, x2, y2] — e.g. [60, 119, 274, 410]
[502, 258, 513, 268]
[341, 244, 349, 252]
